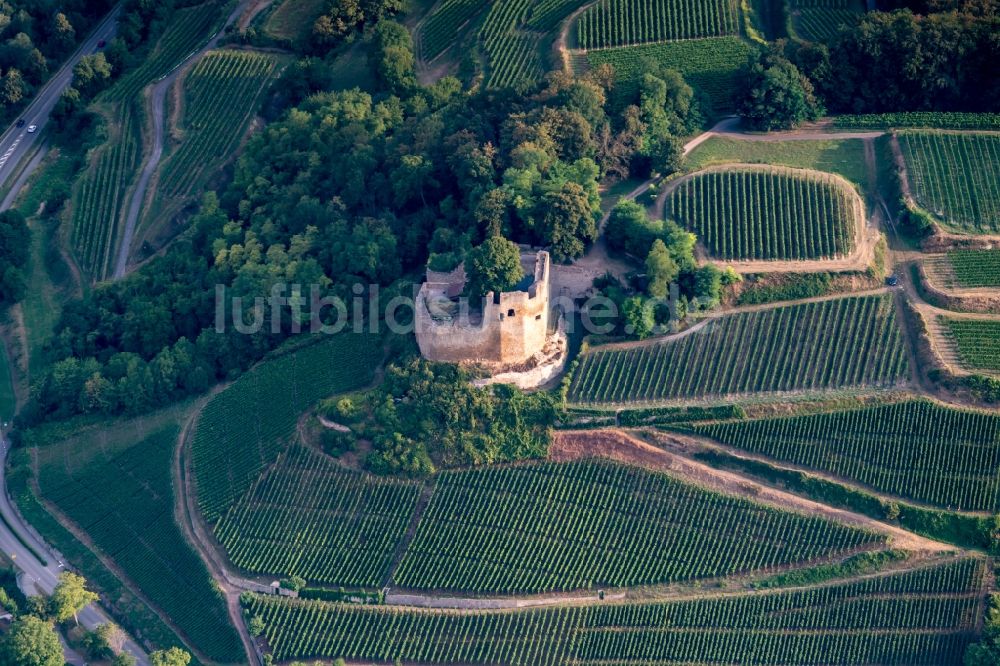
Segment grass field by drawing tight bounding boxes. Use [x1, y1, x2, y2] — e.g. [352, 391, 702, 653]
[576, 0, 740, 49]
[35, 415, 243, 662]
[693, 400, 1000, 511]
[899, 131, 1000, 234]
[686, 136, 869, 189]
[941, 318, 1000, 373]
[568, 295, 908, 405]
[192, 334, 383, 523]
[249, 557, 986, 664]
[666, 167, 857, 260]
[947, 250, 1000, 288]
[393, 460, 880, 594]
[586, 37, 755, 112]
[214, 445, 421, 587]
[264, 0, 326, 42]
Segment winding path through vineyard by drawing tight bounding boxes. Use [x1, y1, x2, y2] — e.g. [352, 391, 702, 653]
[112, 0, 257, 279]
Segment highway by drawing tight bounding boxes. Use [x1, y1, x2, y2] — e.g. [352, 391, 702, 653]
[0, 7, 119, 197]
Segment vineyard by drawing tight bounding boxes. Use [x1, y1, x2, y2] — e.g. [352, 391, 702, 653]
[214, 445, 420, 587]
[154, 50, 281, 208]
[481, 0, 548, 88]
[393, 460, 878, 594]
[941, 318, 1000, 373]
[69, 2, 225, 280]
[947, 250, 1000, 288]
[899, 131, 1000, 234]
[666, 166, 858, 261]
[789, 0, 865, 42]
[568, 295, 908, 405]
[586, 37, 756, 111]
[419, 0, 488, 59]
[575, 0, 739, 49]
[249, 557, 986, 664]
[191, 334, 383, 523]
[37, 425, 243, 662]
[70, 102, 141, 279]
[102, 3, 224, 104]
[834, 112, 1000, 130]
[692, 400, 1000, 511]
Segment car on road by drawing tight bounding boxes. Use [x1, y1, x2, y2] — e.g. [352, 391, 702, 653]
[885, 275, 900, 287]
[26, 124, 36, 133]
[15, 119, 24, 128]
[97, 40, 106, 48]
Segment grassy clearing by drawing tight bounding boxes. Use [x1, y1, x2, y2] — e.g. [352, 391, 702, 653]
[264, 0, 327, 42]
[685, 136, 869, 189]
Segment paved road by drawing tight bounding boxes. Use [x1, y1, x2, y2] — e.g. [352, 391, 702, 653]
[0, 8, 119, 197]
[0, 435, 150, 664]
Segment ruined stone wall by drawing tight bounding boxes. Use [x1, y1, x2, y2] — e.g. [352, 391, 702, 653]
[415, 252, 551, 366]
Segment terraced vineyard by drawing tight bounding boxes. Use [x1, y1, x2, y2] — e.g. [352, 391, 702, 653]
[576, 0, 739, 49]
[666, 167, 858, 261]
[693, 400, 1000, 511]
[249, 557, 986, 664]
[393, 460, 880, 594]
[568, 295, 908, 405]
[37, 425, 242, 662]
[103, 3, 224, 104]
[947, 249, 1000, 288]
[214, 446, 420, 587]
[790, 0, 865, 42]
[155, 50, 281, 205]
[70, 102, 142, 278]
[191, 334, 382, 523]
[586, 37, 756, 110]
[899, 132, 1000, 234]
[70, 2, 225, 279]
[941, 318, 1000, 373]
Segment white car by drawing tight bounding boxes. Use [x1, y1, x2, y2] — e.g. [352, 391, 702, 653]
[26, 124, 36, 133]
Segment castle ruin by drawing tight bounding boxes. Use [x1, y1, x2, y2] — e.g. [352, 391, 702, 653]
[414, 252, 565, 382]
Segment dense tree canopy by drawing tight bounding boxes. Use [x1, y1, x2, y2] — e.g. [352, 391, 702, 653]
[812, 10, 1000, 113]
[739, 45, 823, 130]
[0, 615, 62, 666]
[464, 236, 524, 300]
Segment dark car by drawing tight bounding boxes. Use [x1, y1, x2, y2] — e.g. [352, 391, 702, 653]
[886, 275, 900, 287]
[97, 39, 106, 48]
[15, 118, 24, 127]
